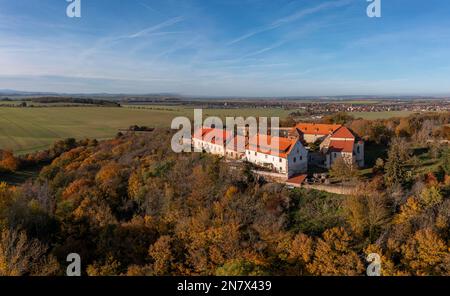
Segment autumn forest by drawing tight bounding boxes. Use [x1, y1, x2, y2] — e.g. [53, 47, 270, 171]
[0, 112, 449, 276]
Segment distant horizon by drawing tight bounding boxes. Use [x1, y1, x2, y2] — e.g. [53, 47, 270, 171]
[1, 88, 450, 100]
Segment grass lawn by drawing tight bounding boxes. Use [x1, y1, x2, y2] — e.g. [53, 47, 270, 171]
[412, 147, 443, 175]
[359, 145, 445, 179]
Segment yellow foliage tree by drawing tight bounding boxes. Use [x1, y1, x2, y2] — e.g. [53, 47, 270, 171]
[307, 227, 364, 276]
[394, 197, 421, 224]
[401, 228, 449, 276]
[86, 255, 121, 276]
[149, 235, 173, 275]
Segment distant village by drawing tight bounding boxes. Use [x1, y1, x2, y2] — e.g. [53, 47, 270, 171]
[295, 101, 450, 115]
[3, 95, 449, 115]
[125, 97, 450, 119]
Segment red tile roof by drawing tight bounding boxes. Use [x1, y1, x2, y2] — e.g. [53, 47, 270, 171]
[328, 140, 354, 153]
[294, 123, 341, 136]
[247, 134, 297, 158]
[226, 135, 246, 152]
[193, 128, 234, 145]
[330, 126, 355, 139]
[193, 128, 214, 140]
[287, 174, 307, 186]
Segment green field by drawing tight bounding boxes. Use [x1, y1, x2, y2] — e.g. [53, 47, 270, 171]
[122, 104, 294, 118]
[334, 100, 381, 105]
[0, 106, 292, 154]
[0, 106, 415, 154]
[351, 111, 416, 120]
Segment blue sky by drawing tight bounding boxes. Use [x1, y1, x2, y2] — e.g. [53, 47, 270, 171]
[0, 0, 450, 96]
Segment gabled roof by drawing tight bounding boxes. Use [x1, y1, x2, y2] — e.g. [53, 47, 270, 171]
[193, 128, 234, 145]
[247, 134, 297, 158]
[328, 139, 354, 153]
[294, 123, 342, 136]
[330, 126, 355, 140]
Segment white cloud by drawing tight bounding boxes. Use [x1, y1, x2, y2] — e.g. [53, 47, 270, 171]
[228, 0, 352, 45]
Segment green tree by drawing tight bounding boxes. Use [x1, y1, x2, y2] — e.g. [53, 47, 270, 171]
[384, 138, 409, 187]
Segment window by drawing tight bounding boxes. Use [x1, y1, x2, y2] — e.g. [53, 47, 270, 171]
[357, 146, 360, 153]
[279, 158, 282, 163]
[293, 157, 297, 163]
[300, 156, 303, 161]
[255, 152, 257, 156]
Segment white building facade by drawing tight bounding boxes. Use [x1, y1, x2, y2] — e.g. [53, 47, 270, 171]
[245, 135, 308, 177]
[192, 128, 245, 159]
